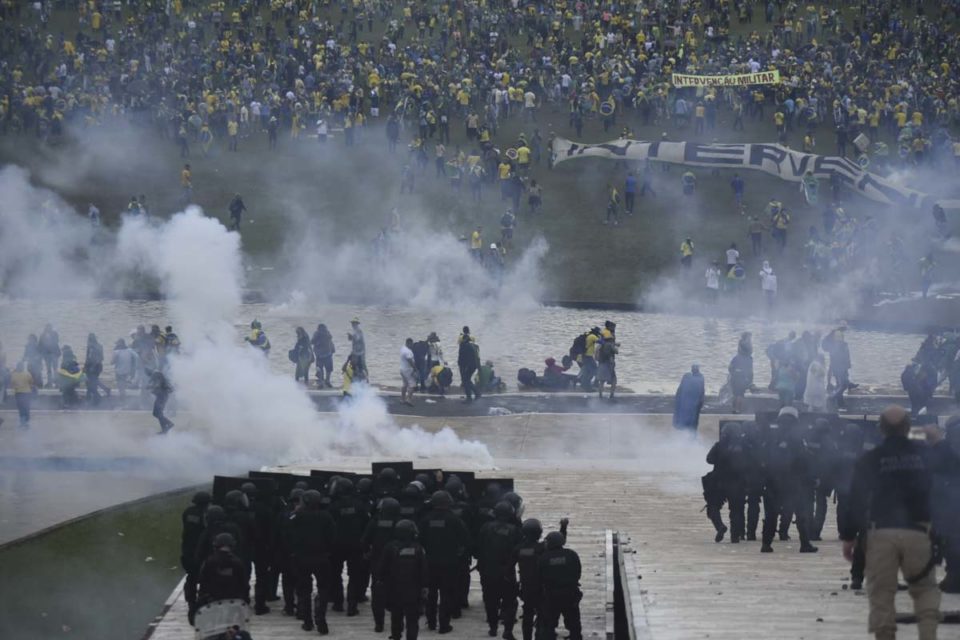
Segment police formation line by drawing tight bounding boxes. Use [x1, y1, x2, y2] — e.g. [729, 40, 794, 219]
[703, 406, 960, 640]
[182, 463, 582, 640]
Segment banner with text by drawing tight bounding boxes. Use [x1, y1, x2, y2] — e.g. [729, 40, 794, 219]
[672, 71, 780, 87]
[551, 138, 957, 210]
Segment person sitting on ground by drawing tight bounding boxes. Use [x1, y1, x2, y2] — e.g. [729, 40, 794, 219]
[477, 360, 504, 393]
[542, 357, 577, 389]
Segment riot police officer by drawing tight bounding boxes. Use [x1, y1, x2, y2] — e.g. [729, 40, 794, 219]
[240, 482, 275, 615]
[292, 489, 338, 634]
[197, 533, 249, 608]
[477, 501, 522, 639]
[760, 407, 818, 553]
[538, 532, 582, 640]
[362, 497, 401, 632]
[181, 491, 211, 625]
[330, 478, 371, 616]
[928, 415, 960, 593]
[378, 520, 429, 640]
[706, 423, 752, 543]
[418, 490, 472, 633]
[515, 518, 568, 640]
[840, 406, 941, 640]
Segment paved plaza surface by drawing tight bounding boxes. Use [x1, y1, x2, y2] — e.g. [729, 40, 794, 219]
[141, 414, 959, 640]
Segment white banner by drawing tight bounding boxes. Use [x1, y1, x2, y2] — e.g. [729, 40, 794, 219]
[672, 70, 781, 87]
[550, 138, 958, 210]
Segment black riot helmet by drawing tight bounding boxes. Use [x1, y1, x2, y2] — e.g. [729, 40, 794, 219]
[303, 489, 324, 509]
[379, 467, 398, 483]
[502, 491, 524, 517]
[204, 505, 226, 526]
[192, 491, 212, 506]
[335, 478, 355, 496]
[444, 476, 464, 499]
[494, 501, 515, 521]
[357, 477, 373, 495]
[224, 489, 249, 510]
[213, 532, 237, 551]
[395, 519, 418, 541]
[288, 488, 305, 505]
[430, 490, 453, 509]
[544, 531, 565, 550]
[415, 472, 433, 491]
[521, 519, 543, 540]
[484, 482, 503, 500]
[721, 422, 742, 441]
[239, 482, 257, 498]
[379, 497, 401, 519]
[294, 480, 310, 491]
[401, 483, 421, 500]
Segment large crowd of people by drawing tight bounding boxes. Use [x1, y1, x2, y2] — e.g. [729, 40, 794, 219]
[182, 466, 581, 640]
[2, 0, 957, 300]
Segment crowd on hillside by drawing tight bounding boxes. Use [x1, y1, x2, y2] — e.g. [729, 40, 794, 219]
[2, 0, 959, 166]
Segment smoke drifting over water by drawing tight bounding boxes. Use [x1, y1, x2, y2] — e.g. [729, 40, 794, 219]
[115, 208, 492, 467]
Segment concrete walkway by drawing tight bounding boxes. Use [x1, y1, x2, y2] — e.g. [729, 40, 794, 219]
[146, 415, 959, 639]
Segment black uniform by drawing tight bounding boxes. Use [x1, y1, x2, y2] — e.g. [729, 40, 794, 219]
[538, 542, 582, 640]
[378, 538, 429, 640]
[330, 491, 372, 614]
[806, 422, 840, 541]
[760, 415, 817, 552]
[275, 501, 301, 615]
[705, 429, 753, 542]
[448, 488, 476, 610]
[477, 517, 521, 636]
[418, 507, 472, 631]
[246, 495, 276, 612]
[361, 508, 400, 630]
[929, 430, 960, 592]
[180, 501, 208, 621]
[290, 508, 338, 630]
[197, 548, 249, 607]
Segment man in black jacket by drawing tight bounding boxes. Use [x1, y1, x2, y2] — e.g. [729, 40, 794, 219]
[330, 479, 371, 616]
[760, 407, 818, 553]
[477, 502, 521, 639]
[840, 406, 940, 640]
[457, 327, 481, 402]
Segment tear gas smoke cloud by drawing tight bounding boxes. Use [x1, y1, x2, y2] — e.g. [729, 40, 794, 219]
[266, 207, 549, 314]
[116, 208, 493, 467]
[0, 166, 103, 298]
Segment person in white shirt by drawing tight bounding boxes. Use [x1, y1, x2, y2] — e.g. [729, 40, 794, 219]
[705, 261, 721, 304]
[400, 338, 417, 406]
[760, 260, 778, 309]
[726, 242, 740, 268]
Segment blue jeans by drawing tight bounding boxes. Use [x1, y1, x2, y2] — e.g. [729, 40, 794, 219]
[15, 393, 30, 426]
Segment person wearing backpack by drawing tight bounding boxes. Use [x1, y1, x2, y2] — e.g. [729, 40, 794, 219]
[596, 328, 618, 400]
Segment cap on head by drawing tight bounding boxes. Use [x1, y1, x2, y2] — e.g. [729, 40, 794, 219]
[879, 405, 911, 438]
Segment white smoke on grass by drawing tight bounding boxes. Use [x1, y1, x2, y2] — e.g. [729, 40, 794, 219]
[0, 165, 103, 298]
[116, 208, 493, 467]
[263, 212, 549, 314]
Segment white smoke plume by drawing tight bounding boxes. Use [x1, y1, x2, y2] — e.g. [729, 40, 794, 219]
[116, 208, 493, 467]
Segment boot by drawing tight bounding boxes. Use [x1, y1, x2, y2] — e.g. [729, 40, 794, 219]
[714, 524, 728, 543]
[799, 544, 819, 553]
[760, 543, 773, 553]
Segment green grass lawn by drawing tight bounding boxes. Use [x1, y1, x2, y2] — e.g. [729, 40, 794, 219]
[0, 489, 194, 640]
[2, 1, 957, 303]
